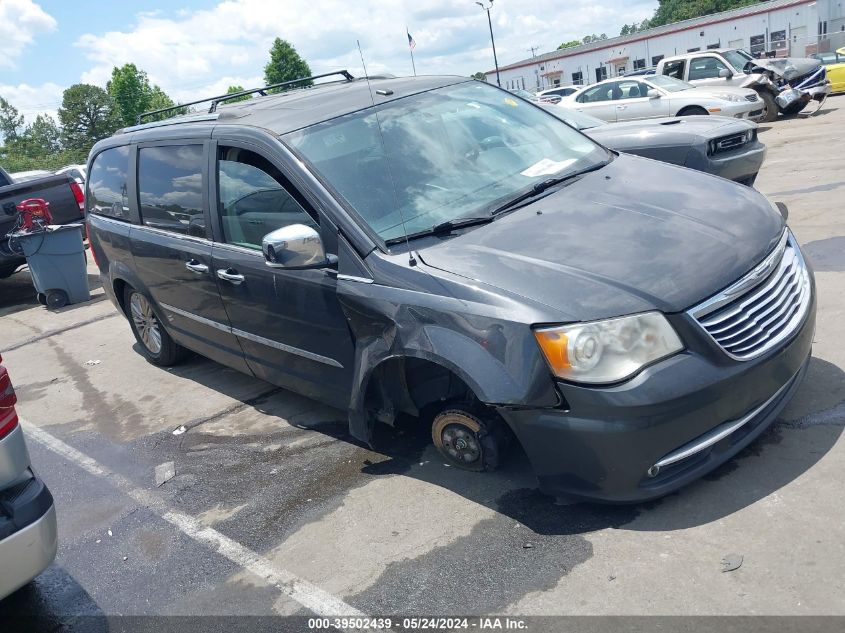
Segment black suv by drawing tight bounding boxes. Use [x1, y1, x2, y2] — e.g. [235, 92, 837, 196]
[86, 73, 815, 502]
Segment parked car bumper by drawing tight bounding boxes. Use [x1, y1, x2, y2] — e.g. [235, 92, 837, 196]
[0, 474, 57, 600]
[688, 140, 767, 186]
[715, 102, 761, 120]
[499, 288, 815, 503]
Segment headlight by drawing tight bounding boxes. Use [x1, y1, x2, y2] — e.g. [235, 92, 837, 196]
[713, 93, 743, 102]
[533, 312, 684, 384]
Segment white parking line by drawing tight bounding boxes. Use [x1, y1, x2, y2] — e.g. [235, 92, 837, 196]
[23, 420, 364, 618]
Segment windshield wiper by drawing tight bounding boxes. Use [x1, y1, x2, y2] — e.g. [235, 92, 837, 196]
[384, 215, 494, 245]
[490, 159, 611, 217]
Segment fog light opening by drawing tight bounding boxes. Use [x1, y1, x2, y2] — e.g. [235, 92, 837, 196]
[647, 464, 660, 478]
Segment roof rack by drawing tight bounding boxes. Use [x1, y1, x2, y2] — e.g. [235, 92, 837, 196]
[136, 70, 356, 124]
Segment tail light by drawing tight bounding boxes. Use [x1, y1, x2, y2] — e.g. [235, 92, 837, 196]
[0, 355, 19, 440]
[69, 181, 85, 214]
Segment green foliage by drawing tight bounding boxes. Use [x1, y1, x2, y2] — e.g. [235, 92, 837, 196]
[264, 38, 312, 92]
[470, 72, 487, 80]
[1, 150, 81, 174]
[223, 85, 253, 103]
[557, 40, 582, 50]
[107, 63, 180, 125]
[58, 84, 120, 160]
[648, 0, 760, 28]
[11, 114, 62, 157]
[582, 33, 608, 44]
[108, 63, 153, 126]
[0, 96, 24, 144]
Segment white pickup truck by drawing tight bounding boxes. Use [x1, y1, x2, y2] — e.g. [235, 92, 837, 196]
[655, 48, 831, 122]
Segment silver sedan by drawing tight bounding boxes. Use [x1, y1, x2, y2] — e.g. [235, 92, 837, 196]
[559, 75, 763, 123]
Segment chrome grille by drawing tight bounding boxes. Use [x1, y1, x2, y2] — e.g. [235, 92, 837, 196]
[745, 93, 759, 102]
[689, 231, 811, 360]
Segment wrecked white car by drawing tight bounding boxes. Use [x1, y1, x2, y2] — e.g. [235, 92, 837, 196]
[657, 48, 832, 121]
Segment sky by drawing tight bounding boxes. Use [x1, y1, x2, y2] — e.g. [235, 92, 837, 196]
[0, 0, 658, 124]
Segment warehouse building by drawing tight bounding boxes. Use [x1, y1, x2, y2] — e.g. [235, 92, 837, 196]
[488, 0, 845, 91]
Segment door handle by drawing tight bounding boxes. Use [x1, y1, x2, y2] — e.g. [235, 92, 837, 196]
[217, 268, 245, 285]
[185, 260, 209, 274]
[617, 105, 627, 109]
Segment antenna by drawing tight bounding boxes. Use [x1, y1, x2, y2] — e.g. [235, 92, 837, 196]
[356, 39, 416, 266]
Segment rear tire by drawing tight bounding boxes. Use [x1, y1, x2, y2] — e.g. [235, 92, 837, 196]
[678, 106, 709, 116]
[758, 91, 779, 122]
[123, 285, 187, 367]
[431, 409, 506, 471]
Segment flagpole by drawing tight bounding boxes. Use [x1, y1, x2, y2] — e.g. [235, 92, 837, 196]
[407, 26, 417, 76]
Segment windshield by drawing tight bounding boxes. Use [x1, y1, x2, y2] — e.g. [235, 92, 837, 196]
[647, 75, 693, 92]
[541, 104, 606, 130]
[285, 81, 607, 243]
[723, 50, 752, 72]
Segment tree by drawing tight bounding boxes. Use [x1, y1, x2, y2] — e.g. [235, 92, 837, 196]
[470, 72, 487, 81]
[223, 85, 252, 103]
[16, 114, 62, 157]
[58, 84, 120, 159]
[0, 96, 24, 145]
[264, 38, 312, 91]
[557, 40, 581, 50]
[108, 63, 153, 126]
[647, 0, 758, 28]
[145, 85, 185, 120]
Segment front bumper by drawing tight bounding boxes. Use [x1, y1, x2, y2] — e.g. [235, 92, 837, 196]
[499, 286, 815, 503]
[688, 140, 766, 186]
[0, 475, 57, 599]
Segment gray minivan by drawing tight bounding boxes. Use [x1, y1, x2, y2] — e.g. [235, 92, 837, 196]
[86, 74, 815, 502]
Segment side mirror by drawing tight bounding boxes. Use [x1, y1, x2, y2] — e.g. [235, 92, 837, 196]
[646, 89, 661, 99]
[719, 68, 733, 79]
[262, 224, 331, 269]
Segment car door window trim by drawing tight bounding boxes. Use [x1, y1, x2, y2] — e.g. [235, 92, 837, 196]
[158, 301, 344, 368]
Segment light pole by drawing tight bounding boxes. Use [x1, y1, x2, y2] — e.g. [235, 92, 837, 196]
[476, 1, 500, 87]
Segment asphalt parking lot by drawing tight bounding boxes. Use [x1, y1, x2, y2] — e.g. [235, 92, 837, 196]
[2, 99, 845, 627]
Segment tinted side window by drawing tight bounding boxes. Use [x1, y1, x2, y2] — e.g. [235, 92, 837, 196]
[578, 84, 614, 103]
[88, 146, 130, 220]
[138, 145, 206, 238]
[616, 81, 648, 99]
[217, 147, 317, 250]
[663, 59, 686, 79]
[688, 56, 728, 80]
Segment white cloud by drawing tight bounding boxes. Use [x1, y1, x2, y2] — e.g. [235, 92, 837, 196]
[0, 0, 57, 69]
[74, 0, 656, 104]
[0, 82, 63, 124]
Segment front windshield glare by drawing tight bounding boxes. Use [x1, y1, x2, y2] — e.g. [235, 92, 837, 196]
[647, 75, 693, 92]
[284, 81, 606, 242]
[723, 50, 751, 72]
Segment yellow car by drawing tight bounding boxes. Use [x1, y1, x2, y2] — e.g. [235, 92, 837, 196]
[812, 47, 845, 94]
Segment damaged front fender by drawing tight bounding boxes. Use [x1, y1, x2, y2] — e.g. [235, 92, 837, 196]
[336, 270, 561, 444]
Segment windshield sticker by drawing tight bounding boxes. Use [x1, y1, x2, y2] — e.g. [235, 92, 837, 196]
[520, 158, 577, 177]
[503, 98, 518, 107]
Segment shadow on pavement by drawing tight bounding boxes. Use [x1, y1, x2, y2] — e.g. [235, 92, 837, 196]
[0, 267, 104, 317]
[0, 563, 107, 632]
[252, 355, 845, 537]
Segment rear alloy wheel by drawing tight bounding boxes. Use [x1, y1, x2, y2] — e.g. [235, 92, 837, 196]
[432, 409, 502, 472]
[124, 286, 187, 366]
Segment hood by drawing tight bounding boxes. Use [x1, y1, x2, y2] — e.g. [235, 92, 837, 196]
[417, 154, 784, 322]
[587, 116, 753, 148]
[689, 84, 757, 99]
[752, 57, 822, 81]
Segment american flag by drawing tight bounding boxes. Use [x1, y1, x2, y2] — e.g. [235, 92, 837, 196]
[407, 31, 416, 50]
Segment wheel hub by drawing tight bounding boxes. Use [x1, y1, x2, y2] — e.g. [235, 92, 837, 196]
[130, 293, 162, 354]
[440, 424, 482, 464]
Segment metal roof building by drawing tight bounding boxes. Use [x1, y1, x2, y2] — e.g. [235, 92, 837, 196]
[487, 0, 845, 90]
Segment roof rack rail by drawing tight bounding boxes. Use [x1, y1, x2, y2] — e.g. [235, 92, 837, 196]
[136, 70, 356, 124]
